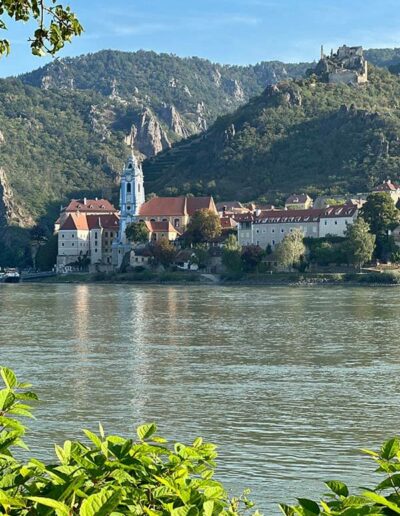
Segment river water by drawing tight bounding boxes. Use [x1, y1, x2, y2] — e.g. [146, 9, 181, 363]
[1, 283, 400, 513]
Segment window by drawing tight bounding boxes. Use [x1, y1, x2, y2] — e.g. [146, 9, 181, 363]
[162, 218, 168, 222]
[281, 229, 284, 233]
[335, 221, 338, 225]
[324, 221, 327, 225]
[272, 240, 275, 245]
[72, 243, 74, 247]
[174, 219, 180, 227]
[95, 232, 98, 239]
[72, 234, 74, 238]
[127, 205, 131, 211]
[62, 234, 64, 238]
[272, 229, 275, 233]
[127, 183, 132, 193]
[61, 243, 64, 247]
[105, 232, 108, 237]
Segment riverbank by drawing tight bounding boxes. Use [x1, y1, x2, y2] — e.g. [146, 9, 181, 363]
[23, 270, 400, 286]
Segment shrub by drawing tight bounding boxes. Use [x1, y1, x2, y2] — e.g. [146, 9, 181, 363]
[281, 436, 400, 516]
[0, 366, 258, 515]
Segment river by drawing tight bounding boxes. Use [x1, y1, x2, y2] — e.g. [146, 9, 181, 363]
[1, 283, 399, 513]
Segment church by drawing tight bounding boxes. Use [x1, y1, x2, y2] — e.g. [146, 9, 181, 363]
[112, 152, 218, 268]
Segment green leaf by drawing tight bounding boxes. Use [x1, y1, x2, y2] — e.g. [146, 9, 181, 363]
[0, 368, 17, 389]
[136, 423, 157, 441]
[203, 500, 214, 516]
[0, 389, 15, 411]
[28, 496, 70, 515]
[325, 480, 349, 497]
[381, 437, 400, 460]
[362, 491, 400, 514]
[83, 429, 102, 448]
[298, 499, 320, 515]
[79, 488, 121, 516]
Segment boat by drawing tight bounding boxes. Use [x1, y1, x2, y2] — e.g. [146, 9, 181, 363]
[4, 269, 21, 283]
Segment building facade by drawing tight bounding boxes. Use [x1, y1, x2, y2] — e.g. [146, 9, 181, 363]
[238, 206, 358, 248]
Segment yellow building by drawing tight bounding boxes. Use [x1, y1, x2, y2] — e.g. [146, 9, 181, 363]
[285, 194, 313, 210]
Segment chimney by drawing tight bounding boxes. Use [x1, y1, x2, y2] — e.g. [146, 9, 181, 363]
[83, 197, 87, 205]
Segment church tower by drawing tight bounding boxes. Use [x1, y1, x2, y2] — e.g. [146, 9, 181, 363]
[118, 151, 145, 242]
[112, 151, 145, 267]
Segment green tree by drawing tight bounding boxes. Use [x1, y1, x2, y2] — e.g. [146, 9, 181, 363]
[275, 229, 306, 269]
[126, 221, 149, 244]
[0, 366, 258, 515]
[185, 209, 222, 244]
[0, 1, 82, 57]
[361, 192, 399, 236]
[222, 234, 243, 273]
[151, 237, 176, 268]
[192, 243, 210, 270]
[241, 245, 264, 272]
[345, 218, 376, 269]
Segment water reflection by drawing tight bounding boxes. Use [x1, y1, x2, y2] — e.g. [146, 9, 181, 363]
[1, 284, 400, 513]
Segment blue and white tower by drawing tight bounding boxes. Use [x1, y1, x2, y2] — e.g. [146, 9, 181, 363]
[113, 151, 145, 267]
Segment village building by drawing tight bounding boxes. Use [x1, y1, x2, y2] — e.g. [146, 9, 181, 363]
[216, 201, 250, 217]
[285, 194, 313, 210]
[372, 180, 400, 204]
[138, 195, 217, 229]
[144, 220, 181, 242]
[55, 198, 117, 231]
[56, 212, 119, 272]
[238, 205, 358, 248]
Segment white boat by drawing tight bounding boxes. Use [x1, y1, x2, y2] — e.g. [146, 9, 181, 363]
[4, 269, 21, 283]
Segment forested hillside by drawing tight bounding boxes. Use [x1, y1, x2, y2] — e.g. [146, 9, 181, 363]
[1, 47, 400, 266]
[144, 66, 400, 202]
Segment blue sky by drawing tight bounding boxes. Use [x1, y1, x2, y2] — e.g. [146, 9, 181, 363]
[1, 0, 400, 77]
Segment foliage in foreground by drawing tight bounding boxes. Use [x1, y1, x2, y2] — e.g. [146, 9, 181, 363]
[281, 436, 400, 516]
[0, 367, 257, 515]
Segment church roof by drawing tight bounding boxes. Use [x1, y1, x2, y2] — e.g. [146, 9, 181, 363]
[60, 213, 89, 231]
[139, 196, 216, 217]
[65, 198, 117, 213]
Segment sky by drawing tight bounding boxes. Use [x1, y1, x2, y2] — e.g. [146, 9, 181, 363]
[2, 0, 400, 77]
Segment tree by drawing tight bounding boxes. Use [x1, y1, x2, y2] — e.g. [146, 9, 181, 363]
[125, 221, 149, 244]
[150, 237, 176, 268]
[222, 234, 242, 273]
[361, 192, 399, 236]
[275, 229, 306, 269]
[0, 1, 82, 57]
[241, 245, 264, 272]
[192, 244, 210, 270]
[345, 218, 376, 269]
[185, 209, 222, 244]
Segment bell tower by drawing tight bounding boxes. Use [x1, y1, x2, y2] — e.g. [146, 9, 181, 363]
[112, 150, 146, 268]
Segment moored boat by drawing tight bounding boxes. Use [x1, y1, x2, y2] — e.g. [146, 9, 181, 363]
[4, 269, 21, 283]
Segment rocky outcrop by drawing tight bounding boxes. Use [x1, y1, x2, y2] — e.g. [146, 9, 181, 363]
[0, 168, 34, 228]
[125, 108, 171, 157]
[160, 105, 190, 138]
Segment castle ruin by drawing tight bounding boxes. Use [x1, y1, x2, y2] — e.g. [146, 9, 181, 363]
[313, 45, 368, 85]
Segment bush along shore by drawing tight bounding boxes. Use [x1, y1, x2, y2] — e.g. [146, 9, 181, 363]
[2, 365, 400, 514]
[24, 269, 400, 286]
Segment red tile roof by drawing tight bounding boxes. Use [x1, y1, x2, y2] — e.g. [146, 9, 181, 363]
[60, 213, 119, 231]
[145, 221, 181, 234]
[139, 197, 187, 217]
[60, 213, 89, 231]
[187, 196, 216, 215]
[373, 180, 400, 192]
[251, 205, 357, 224]
[220, 216, 238, 229]
[139, 196, 216, 217]
[65, 199, 117, 213]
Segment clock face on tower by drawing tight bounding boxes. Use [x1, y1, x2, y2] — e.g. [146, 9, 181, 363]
[126, 175, 132, 182]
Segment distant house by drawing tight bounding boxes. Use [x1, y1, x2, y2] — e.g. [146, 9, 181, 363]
[285, 194, 313, 210]
[56, 212, 119, 271]
[238, 205, 358, 248]
[216, 201, 250, 217]
[130, 246, 152, 269]
[138, 196, 217, 231]
[55, 198, 117, 231]
[144, 220, 181, 242]
[372, 180, 400, 204]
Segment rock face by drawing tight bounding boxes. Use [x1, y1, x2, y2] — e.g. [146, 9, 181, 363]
[125, 108, 171, 157]
[160, 105, 190, 138]
[0, 168, 33, 228]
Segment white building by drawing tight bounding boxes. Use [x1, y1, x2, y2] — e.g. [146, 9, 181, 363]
[238, 205, 358, 249]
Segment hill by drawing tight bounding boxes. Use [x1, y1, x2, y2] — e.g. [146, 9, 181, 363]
[1, 47, 400, 266]
[143, 66, 400, 203]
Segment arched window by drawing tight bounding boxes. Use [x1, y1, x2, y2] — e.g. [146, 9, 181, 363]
[127, 183, 132, 193]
